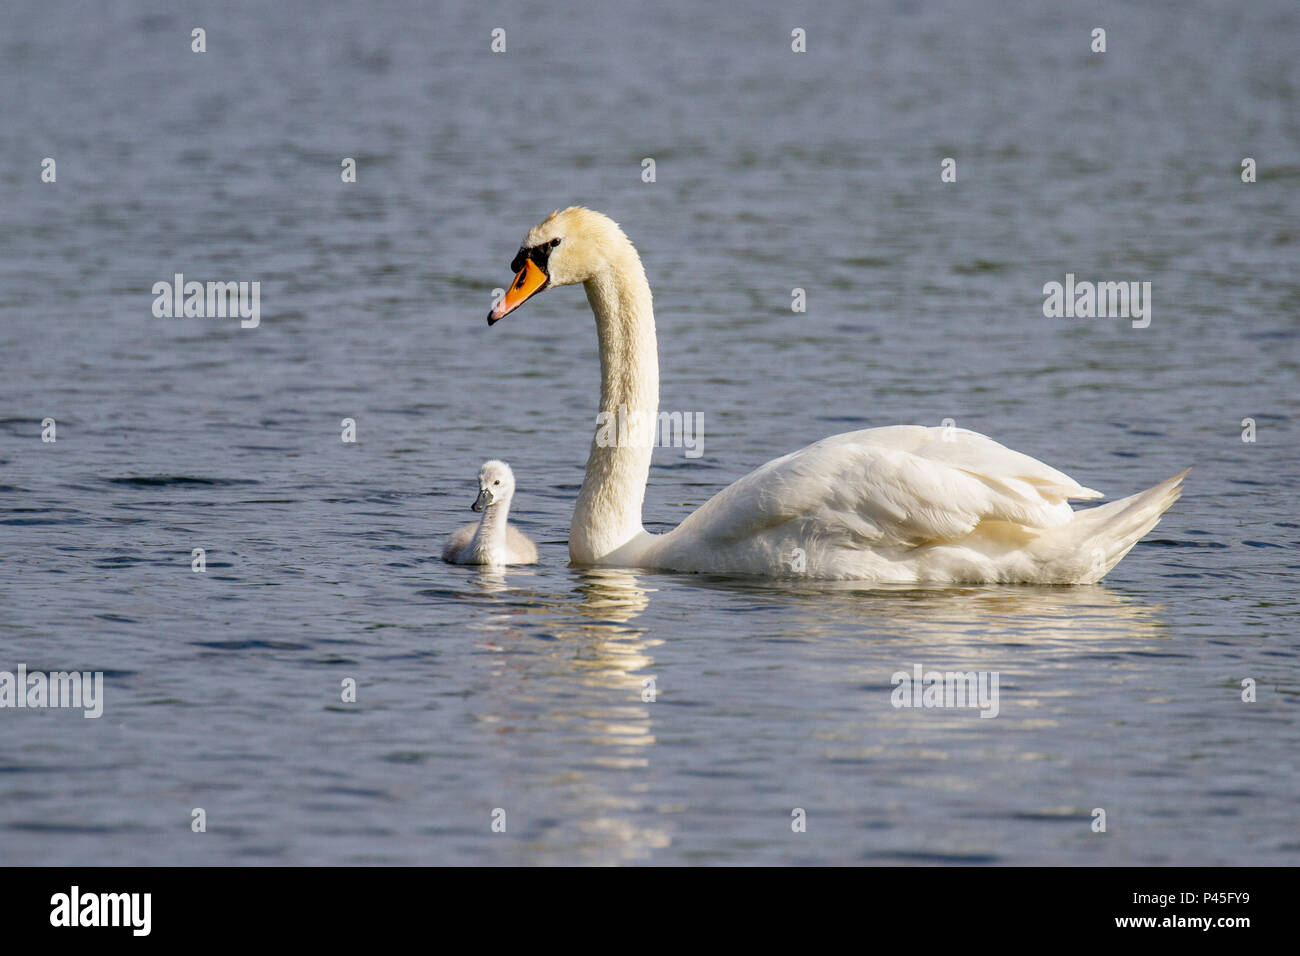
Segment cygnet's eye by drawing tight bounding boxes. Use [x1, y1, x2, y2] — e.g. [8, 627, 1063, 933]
[550, 237, 561, 247]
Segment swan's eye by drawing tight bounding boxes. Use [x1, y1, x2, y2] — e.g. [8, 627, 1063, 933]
[493, 480, 500, 485]
[550, 237, 561, 247]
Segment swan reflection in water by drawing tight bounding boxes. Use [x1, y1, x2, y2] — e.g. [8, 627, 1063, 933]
[670, 575, 1171, 647]
[455, 566, 669, 862]
[449, 566, 1169, 862]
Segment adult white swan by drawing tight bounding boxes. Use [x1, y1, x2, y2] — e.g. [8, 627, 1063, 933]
[487, 207, 1186, 583]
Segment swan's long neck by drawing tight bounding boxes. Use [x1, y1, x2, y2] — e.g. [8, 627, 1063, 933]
[470, 498, 509, 557]
[570, 248, 659, 564]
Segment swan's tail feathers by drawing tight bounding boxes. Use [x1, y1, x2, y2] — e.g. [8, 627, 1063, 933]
[1037, 469, 1189, 583]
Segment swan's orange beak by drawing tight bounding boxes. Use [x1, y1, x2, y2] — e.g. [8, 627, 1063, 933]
[488, 259, 548, 325]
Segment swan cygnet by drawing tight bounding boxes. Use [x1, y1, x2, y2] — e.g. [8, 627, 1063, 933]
[482, 206, 1188, 584]
[441, 460, 538, 567]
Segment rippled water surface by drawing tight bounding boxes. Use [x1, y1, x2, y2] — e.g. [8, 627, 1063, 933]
[1, 0, 1298, 865]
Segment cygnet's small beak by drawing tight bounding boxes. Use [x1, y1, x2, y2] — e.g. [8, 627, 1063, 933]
[472, 487, 492, 512]
[488, 259, 548, 325]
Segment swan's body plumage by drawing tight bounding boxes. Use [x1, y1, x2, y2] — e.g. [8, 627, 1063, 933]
[442, 521, 538, 567]
[617, 426, 1185, 582]
[442, 460, 538, 566]
[488, 207, 1185, 584]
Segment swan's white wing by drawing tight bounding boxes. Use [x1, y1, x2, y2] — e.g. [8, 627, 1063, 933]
[658, 426, 1102, 554]
[505, 525, 539, 564]
[442, 523, 478, 563]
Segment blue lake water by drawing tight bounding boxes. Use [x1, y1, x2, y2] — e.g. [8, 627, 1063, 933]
[1, 0, 1297, 864]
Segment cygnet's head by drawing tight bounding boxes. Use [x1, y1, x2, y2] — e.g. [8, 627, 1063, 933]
[472, 459, 516, 512]
[487, 207, 636, 324]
